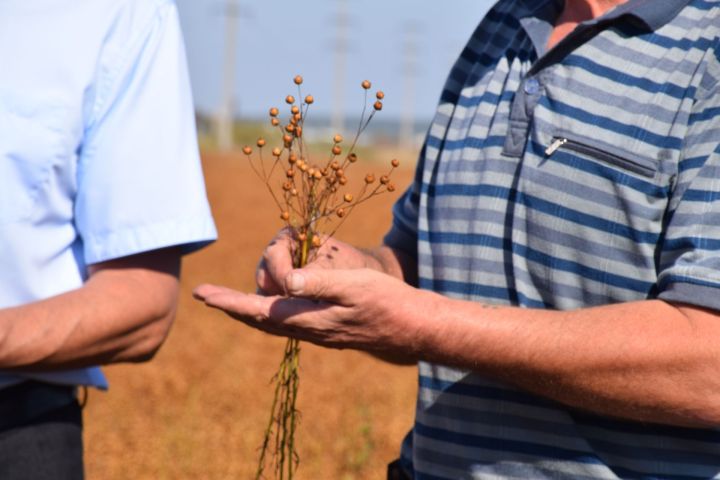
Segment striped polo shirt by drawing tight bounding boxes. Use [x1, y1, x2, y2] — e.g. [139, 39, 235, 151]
[384, 0, 720, 478]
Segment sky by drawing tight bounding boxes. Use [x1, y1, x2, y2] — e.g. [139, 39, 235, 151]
[174, 0, 494, 124]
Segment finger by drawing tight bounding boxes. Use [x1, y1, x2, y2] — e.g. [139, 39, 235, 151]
[201, 288, 274, 324]
[192, 283, 231, 301]
[201, 289, 340, 344]
[262, 230, 296, 293]
[284, 268, 361, 304]
[255, 258, 282, 295]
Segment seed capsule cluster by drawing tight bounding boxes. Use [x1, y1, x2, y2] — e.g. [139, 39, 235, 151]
[242, 76, 398, 266]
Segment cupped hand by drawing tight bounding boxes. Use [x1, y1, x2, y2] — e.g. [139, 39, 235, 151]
[255, 229, 381, 296]
[195, 267, 435, 355]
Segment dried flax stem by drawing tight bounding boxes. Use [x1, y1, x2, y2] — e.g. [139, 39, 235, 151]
[244, 76, 398, 480]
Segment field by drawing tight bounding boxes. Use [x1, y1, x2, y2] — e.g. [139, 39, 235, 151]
[83, 147, 419, 479]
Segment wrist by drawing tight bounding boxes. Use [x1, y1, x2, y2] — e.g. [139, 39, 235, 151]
[362, 246, 405, 279]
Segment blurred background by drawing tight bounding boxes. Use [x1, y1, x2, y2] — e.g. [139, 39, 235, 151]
[84, 1, 493, 479]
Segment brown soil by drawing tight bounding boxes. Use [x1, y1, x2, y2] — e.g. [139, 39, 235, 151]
[84, 148, 419, 480]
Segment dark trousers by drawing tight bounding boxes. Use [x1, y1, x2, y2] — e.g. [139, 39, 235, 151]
[0, 381, 84, 480]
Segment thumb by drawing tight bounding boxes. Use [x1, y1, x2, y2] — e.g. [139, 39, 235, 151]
[284, 269, 350, 303]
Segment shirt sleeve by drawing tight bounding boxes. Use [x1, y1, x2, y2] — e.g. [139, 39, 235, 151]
[383, 144, 423, 262]
[656, 70, 720, 311]
[75, 0, 217, 265]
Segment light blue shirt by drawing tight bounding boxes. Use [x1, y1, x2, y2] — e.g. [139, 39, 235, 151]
[0, 0, 217, 389]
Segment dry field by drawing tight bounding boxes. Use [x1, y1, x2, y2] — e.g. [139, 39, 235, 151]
[84, 147, 419, 479]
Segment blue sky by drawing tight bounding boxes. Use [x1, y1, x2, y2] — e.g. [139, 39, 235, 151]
[174, 0, 494, 122]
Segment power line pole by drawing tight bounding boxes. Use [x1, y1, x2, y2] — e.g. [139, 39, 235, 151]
[215, 0, 241, 151]
[331, 0, 349, 135]
[400, 22, 420, 150]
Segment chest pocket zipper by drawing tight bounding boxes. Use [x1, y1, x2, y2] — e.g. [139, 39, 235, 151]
[545, 137, 656, 179]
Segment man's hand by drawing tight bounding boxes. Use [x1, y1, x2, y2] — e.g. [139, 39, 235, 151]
[196, 267, 432, 357]
[198, 264, 720, 427]
[256, 230, 362, 294]
[255, 229, 394, 296]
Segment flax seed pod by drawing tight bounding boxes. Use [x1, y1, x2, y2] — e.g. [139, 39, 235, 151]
[293, 75, 303, 85]
[242, 146, 252, 155]
[256, 138, 266, 147]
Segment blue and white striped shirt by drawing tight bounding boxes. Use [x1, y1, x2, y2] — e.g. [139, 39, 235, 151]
[385, 0, 720, 478]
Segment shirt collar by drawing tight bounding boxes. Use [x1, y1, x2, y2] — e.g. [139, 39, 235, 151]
[515, 0, 691, 31]
[600, 0, 692, 31]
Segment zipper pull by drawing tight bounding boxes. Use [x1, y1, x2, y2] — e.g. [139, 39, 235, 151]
[545, 137, 567, 156]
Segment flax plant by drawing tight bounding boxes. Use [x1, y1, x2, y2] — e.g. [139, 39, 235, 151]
[242, 76, 398, 480]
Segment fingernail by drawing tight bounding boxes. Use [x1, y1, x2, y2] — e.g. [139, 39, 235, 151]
[286, 272, 305, 294]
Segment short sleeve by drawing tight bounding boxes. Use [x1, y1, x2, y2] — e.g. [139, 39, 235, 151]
[656, 68, 720, 311]
[383, 144, 424, 261]
[75, 0, 216, 264]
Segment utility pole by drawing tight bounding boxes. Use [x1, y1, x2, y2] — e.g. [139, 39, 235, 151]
[400, 22, 420, 150]
[215, 0, 241, 151]
[331, 0, 349, 135]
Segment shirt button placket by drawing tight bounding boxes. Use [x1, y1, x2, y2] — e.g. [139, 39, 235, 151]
[502, 76, 543, 157]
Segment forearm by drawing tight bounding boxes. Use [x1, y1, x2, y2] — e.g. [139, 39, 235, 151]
[0, 251, 180, 371]
[414, 294, 720, 427]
